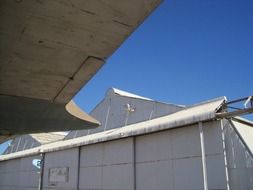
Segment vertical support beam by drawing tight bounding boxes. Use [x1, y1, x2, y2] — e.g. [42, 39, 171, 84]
[76, 146, 81, 190]
[38, 152, 45, 190]
[132, 136, 136, 190]
[198, 122, 208, 190]
[220, 119, 230, 190]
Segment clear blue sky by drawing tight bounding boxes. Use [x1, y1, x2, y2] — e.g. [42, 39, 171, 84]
[1, 0, 252, 154]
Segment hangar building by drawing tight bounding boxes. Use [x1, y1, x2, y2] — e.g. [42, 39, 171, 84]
[0, 89, 252, 190]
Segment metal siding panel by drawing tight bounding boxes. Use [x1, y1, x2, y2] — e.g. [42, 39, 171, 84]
[152, 102, 183, 119]
[171, 124, 202, 159]
[229, 168, 248, 190]
[102, 164, 133, 190]
[0, 173, 4, 185]
[4, 158, 20, 172]
[6, 172, 20, 187]
[203, 121, 224, 155]
[232, 120, 253, 154]
[18, 171, 39, 188]
[13, 156, 40, 189]
[227, 122, 252, 168]
[0, 187, 16, 190]
[79, 166, 102, 189]
[43, 148, 78, 190]
[136, 130, 172, 162]
[80, 143, 103, 167]
[0, 161, 6, 173]
[224, 121, 253, 190]
[20, 155, 41, 172]
[136, 160, 173, 190]
[246, 166, 253, 190]
[125, 99, 154, 125]
[79, 138, 133, 190]
[103, 138, 133, 165]
[173, 157, 204, 190]
[1, 159, 21, 188]
[206, 155, 227, 189]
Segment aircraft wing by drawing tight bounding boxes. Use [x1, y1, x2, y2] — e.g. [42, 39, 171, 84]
[0, 0, 162, 141]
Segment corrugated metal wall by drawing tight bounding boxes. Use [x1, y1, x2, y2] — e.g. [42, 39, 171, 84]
[134, 121, 227, 190]
[66, 89, 184, 139]
[79, 138, 134, 189]
[0, 120, 252, 190]
[223, 120, 253, 190]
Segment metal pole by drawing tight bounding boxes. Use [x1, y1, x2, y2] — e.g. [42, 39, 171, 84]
[132, 137, 136, 190]
[220, 120, 230, 190]
[198, 122, 208, 190]
[76, 146, 81, 190]
[38, 152, 45, 190]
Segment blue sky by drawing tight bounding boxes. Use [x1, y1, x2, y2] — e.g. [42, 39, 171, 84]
[1, 0, 252, 154]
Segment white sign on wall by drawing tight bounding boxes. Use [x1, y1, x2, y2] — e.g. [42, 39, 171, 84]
[48, 167, 69, 183]
[32, 159, 41, 169]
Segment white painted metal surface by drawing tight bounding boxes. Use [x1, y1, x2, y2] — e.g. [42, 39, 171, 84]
[0, 120, 252, 190]
[0, 155, 41, 189]
[199, 122, 209, 190]
[66, 88, 185, 139]
[42, 148, 79, 190]
[223, 119, 253, 190]
[231, 119, 253, 154]
[0, 96, 252, 190]
[0, 96, 225, 161]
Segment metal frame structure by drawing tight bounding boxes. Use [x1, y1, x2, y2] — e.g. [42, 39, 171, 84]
[216, 96, 253, 119]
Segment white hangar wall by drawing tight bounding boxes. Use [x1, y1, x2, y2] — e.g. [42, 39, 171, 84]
[137, 122, 228, 190]
[42, 148, 79, 190]
[0, 120, 237, 190]
[42, 121, 229, 190]
[0, 155, 41, 190]
[79, 138, 134, 190]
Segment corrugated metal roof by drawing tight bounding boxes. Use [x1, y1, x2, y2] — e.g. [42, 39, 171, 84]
[0, 96, 226, 161]
[3, 132, 66, 155]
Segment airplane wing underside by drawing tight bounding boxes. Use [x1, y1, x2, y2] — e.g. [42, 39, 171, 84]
[0, 0, 162, 141]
